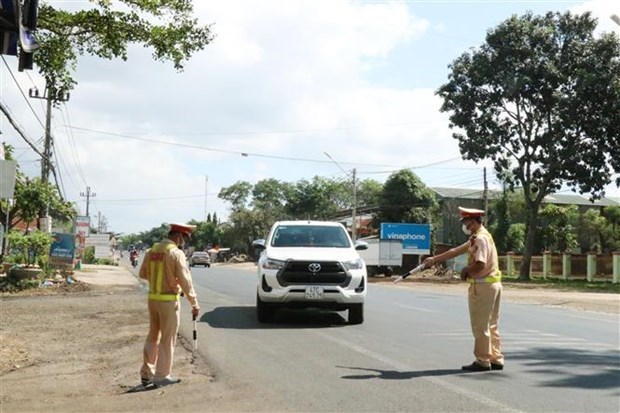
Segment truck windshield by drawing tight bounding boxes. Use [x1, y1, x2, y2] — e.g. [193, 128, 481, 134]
[271, 225, 350, 248]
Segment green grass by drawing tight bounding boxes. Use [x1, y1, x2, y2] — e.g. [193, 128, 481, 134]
[502, 275, 620, 294]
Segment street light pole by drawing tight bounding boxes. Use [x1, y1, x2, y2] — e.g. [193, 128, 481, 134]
[612, 14, 620, 26]
[323, 152, 357, 241]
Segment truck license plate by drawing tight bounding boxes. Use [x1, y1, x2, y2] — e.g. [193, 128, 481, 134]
[305, 286, 324, 300]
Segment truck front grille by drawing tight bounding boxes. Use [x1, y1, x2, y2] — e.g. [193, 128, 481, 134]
[277, 260, 350, 286]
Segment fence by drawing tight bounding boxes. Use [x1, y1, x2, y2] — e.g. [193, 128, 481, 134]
[500, 251, 620, 283]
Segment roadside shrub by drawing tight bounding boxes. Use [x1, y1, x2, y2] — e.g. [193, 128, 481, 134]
[6, 230, 53, 267]
[82, 246, 95, 264]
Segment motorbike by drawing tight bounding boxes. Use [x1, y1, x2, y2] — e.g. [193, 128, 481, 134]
[130, 254, 138, 268]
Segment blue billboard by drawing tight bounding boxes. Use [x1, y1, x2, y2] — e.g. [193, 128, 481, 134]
[380, 223, 431, 255]
[49, 232, 75, 267]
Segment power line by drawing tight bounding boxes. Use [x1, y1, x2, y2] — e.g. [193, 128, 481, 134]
[67, 125, 462, 170]
[1, 56, 45, 130]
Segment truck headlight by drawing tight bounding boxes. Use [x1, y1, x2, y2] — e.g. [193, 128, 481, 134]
[262, 258, 286, 270]
[342, 258, 364, 270]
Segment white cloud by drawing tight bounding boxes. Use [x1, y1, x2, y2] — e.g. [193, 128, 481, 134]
[1, 0, 617, 234]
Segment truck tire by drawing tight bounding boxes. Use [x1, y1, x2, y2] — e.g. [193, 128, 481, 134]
[348, 303, 364, 324]
[256, 293, 276, 323]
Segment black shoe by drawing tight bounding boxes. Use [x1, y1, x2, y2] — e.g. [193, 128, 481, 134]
[141, 377, 151, 386]
[491, 363, 504, 371]
[461, 362, 491, 372]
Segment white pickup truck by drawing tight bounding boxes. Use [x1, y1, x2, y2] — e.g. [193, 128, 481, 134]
[252, 220, 369, 324]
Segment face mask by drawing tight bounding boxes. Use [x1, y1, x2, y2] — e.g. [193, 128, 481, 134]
[462, 224, 471, 236]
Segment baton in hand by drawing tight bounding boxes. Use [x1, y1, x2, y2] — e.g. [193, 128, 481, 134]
[192, 314, 198, 351]
[393, 263, 426, 284]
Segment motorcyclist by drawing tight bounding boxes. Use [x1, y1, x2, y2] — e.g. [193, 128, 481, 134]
[130, 248, 139, 267]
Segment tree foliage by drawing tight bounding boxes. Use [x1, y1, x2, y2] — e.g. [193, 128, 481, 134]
[35, 0, 214, 99]
[436, 11, 620, 279]
[0, 144, 75, 235]
[536, 204, 578, 253]
[375, 169, 437, 224]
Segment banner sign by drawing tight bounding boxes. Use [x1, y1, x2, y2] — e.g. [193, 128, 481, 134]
[0, 160, 17, 199]
[380, 223, 431, 255]
[74, 216, 90, 260]
[86, 233, 112, 259]
[49, 233, 75, 267]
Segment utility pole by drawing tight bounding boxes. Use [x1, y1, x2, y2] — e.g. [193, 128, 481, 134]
[80, 186, 96, 217]
[204, 175, 208, 221]
[352, 168, 357, 242]
[29, 86, 69, 184]
[29, 86, 69, 231]
[483, 167, 488, 226]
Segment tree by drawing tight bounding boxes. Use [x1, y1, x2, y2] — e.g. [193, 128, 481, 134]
[536, 204, 578, 253]
[506, 223, 526, 254]
[0, 145, 75, 237]
[285, 177, 343, 220]
[251, 178, 293, 220]
[357, 179, 383, 209]
[35, 0, 214, 100]
[437, 11, 620, 279]
[188, 220, 222, 251]
[375, 169, 437, 225]
[218, 181, 252, 213]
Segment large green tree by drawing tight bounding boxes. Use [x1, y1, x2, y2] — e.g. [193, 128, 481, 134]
[284, 177, 343, 220]
[437, 11, 620, 280]
[35, 0, 214, 99]
[375, 169, 437, 225]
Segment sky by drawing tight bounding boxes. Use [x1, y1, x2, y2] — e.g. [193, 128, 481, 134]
[1, 0, 619, 235]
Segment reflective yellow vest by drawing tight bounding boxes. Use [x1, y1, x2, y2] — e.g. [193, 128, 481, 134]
[147, 242, 180, 301]
[468, 227, 501, 284]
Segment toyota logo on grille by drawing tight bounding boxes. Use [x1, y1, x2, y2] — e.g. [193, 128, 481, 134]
[308, 263, 321, 273]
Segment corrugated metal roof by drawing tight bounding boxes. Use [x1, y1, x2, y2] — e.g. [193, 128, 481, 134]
[544, 194, 619, 207]
[431, 187, 500, 199]
[432, 187, 618, 207]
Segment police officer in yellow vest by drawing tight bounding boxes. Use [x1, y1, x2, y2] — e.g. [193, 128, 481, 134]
[424, 207, 504, 372]
[139, 223, 200, 386]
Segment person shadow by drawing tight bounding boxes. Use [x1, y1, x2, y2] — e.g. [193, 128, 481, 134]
[337, 365, 466, 380]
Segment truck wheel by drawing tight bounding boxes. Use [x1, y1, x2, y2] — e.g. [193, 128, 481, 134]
[348, 303, 364, 325]
[256, 293, 275, 323]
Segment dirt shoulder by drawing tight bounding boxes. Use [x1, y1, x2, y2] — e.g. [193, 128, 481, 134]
[0, 265, 252, 413]
[0, 263, 617, 412]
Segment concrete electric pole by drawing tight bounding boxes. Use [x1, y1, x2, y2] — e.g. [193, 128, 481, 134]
[29, 86, 69, 185]
[29, 86, 69, 231]
[80, 186, 96, 217]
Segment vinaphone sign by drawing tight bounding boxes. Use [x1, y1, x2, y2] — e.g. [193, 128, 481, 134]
[380, 223, 431, 255]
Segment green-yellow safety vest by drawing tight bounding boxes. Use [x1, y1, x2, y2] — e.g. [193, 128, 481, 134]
[147, 242, 180, 301]
[467, 228, 502, 284]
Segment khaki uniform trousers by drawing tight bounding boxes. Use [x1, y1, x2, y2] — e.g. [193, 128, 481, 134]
[140, 300, 180, 380]
[468, 282, 504, 367]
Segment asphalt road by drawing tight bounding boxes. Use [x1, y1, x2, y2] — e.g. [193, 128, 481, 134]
[181, 265, 620, 413]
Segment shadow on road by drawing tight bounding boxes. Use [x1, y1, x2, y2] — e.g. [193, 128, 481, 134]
[337, 366, 465, 380]
[508, 347, 620, 391]
[201, 306, 347, 329]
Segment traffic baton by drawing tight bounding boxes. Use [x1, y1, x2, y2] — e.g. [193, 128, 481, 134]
[393, 263, 426, 284]
[192, 314, 198, 351]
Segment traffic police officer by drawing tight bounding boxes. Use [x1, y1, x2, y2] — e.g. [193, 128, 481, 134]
[139, 223, 200, 386]
[424, 207, 504, 372]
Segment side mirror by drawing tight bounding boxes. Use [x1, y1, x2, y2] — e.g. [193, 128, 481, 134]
[355, 240, 369, 251]
[252, 239, 266, 250]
